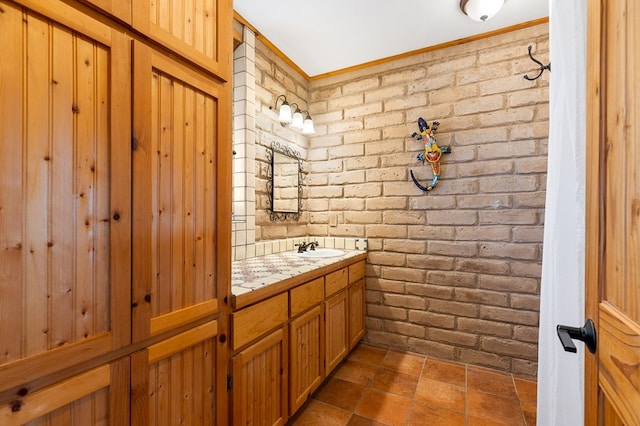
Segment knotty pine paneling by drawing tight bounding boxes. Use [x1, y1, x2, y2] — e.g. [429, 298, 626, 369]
[148, 339, 217, 425]
[85, 0, 132, 24]
[0, 0, 131, 377]
[132, 42, 229, 340]
[132, 0, 233, 80]
[131, 320, 225, 425]
[1, 358, 129, 426]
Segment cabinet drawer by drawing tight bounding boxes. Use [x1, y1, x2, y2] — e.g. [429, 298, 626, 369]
[290, 277, 324, 317]
[325, 267, 348, 297]
[349, 261, 365, 284]
[232, 293, 288, 350]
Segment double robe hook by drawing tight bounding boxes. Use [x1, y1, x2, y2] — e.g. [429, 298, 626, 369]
[523, 45, 551, 81]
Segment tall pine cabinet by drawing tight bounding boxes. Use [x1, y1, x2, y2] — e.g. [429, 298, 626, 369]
[0, 0, 233, 424]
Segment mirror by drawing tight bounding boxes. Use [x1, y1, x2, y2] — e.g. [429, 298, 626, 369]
[267, 142, 302, 221]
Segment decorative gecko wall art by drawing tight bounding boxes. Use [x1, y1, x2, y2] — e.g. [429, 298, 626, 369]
[409, 117, 452, 192]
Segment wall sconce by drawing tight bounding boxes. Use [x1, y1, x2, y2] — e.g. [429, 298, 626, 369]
[273, 95, 315, 135]
[460, 0, 506, 22]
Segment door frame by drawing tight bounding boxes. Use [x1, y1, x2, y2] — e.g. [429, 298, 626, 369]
[584, 0, 602, 422]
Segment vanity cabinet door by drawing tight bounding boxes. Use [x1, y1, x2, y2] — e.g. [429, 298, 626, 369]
[349, 279, 366, 350]
[324, 290, 348, 375]
[231, 328, 288, 426]
[289, 305, 323, 415]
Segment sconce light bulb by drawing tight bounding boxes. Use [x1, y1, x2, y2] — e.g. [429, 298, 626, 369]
[290, 110, 304, 130]
[302, 116, 315, 135]
[278, 102, 293, 124]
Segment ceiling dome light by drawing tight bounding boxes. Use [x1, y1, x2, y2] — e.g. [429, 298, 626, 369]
[460, 0, 506, 22]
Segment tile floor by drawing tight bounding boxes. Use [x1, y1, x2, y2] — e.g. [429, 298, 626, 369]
[288, 344, 537, 426]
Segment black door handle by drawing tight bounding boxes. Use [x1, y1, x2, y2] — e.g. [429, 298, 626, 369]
[556, 319, 597, 354]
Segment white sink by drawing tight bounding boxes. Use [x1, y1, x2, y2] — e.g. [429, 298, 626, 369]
[295, 248, 345, 258]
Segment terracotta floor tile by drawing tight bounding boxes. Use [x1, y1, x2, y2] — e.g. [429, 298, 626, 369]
[381, 350, 425, 376]
[346, 414, 389, 426]
[348, 344, 388, 366]
[294, 349, 537, 426]
[467, 416, 518, 426]
[354, 389, 412, 426]
[523, 406, 537, 426]
[408, 401, 465, 426]
[514, 378, 537, 403]
[289, 400, 351, 426]
[520, 399, 537, 426]
[467, 389, 525, 425]
[415, 377, 465, 413]
[520, 399, 536, 413]
[370, 367, 419, 398]
[332, 360, 379, 386]
[313, 377, 367, 411]
[421, 358, 466, 387]
[467, 367, 518, 399]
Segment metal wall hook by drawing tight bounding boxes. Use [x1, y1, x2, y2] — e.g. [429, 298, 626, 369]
[523, 45, 551, 81]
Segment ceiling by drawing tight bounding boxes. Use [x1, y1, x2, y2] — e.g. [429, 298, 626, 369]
[233, 0, 549, 78]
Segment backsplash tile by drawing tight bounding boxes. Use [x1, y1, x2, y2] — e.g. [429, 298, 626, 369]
[233, 236, 367, 261]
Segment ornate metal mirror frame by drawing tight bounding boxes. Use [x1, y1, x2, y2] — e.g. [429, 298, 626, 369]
[266, 141, 303, 221]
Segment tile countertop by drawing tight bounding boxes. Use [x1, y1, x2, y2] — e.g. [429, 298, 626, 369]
[231, 249, 367, 310]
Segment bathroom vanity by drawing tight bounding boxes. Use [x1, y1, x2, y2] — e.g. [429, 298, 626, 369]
[229, 250, 367, 425]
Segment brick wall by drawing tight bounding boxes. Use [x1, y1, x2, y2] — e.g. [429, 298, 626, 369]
[253, 39, 311, 242]
[249, 22, 549, 376]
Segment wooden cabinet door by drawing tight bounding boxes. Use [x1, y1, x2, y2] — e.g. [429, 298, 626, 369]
[0, 359, 129, 426]
[325, 290, 348, 375]
[131, 319, 226, 426]
[231, 328, 287, 426]
[0, 0, 131, 394]
[289, 305, 323, 415]
[132, 41, 231, 342]
[132, 0, 233, 81]
[349, 279, 366, 350]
